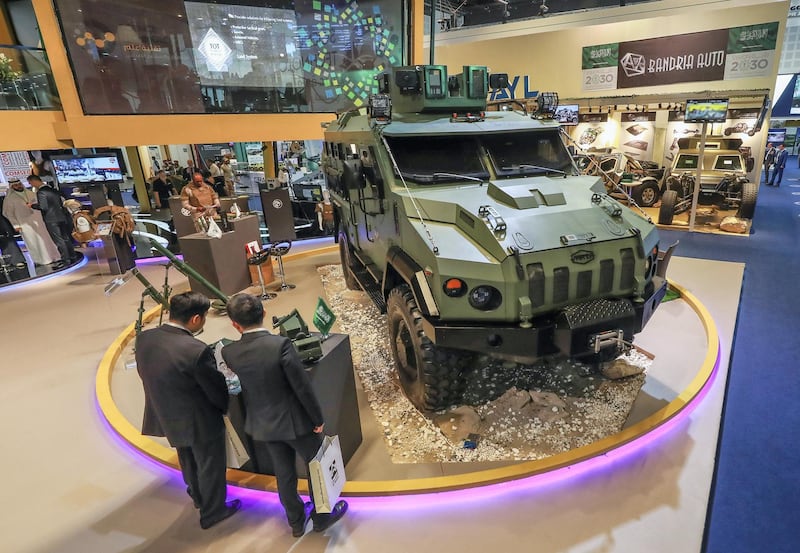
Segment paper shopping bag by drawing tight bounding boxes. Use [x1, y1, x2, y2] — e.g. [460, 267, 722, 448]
[223, 415, 250, 469]
[308, 435, 346, 513]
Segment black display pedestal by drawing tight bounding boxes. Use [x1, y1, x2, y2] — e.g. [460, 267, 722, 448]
[178, 214, 260, 296]
[227, 333, 362, 476]
[260, 187, 296, 242]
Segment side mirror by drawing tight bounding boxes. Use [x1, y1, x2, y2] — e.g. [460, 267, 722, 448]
[746, 158, 755, 172]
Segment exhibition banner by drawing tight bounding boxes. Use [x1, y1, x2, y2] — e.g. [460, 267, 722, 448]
[582, 22, 778, 91]
[0, 151, 32, 185]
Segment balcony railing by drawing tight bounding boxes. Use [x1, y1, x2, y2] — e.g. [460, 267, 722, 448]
[0, 45, 61, 111]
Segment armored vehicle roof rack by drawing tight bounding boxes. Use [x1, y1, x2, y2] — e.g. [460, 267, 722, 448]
[380, 64, 509, 115]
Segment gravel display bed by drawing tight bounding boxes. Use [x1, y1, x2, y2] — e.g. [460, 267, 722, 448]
[318, 264, 651, 464]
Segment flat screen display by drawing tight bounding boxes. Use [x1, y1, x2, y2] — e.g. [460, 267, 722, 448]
[555, 104, 579, 125]
[52, 155, 123, 184]
[185, 2, 299, 88]
[684, 99, 729, 123]
[767, 128, 786, 144]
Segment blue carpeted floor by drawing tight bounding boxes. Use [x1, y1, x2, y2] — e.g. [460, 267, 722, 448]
[658, 158, 800, 553]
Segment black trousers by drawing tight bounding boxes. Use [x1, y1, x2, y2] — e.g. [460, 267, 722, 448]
[44, 221, 75, 263]
[176, 434, 228, 525]
[262, 432, 329, 528]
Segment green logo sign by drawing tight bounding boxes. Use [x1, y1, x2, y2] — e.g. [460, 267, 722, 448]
[582, 43, 618, 70]
[728, 22, 779, 53]
[313, 297, 336, 337]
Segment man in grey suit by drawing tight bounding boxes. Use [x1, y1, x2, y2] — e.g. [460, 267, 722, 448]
[222, 293, 347, 537]
[136, 291, 241, 529]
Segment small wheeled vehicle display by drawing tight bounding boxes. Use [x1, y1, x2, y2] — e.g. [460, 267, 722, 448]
[574, 151, 663, 208]
[658, 137, 757, 225]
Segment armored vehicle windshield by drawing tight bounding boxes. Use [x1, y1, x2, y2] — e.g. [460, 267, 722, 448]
[387, 129, 575, 184]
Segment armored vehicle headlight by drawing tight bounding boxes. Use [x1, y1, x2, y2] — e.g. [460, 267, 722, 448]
[443, 278, 468, 297]
[469, 285, 502, 310]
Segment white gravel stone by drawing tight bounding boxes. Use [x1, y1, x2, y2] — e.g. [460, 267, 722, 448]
[317, 264, 651, 464]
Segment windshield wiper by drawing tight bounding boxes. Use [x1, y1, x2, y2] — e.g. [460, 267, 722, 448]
[432, 172, 487, 183]
[501, 164, 567, 176]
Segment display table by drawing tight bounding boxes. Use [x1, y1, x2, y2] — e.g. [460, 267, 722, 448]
[220, 195, 250, 215]
[228, 333, 363, 476]
[168, 196, 197, 238]
[178, 214, 260, 297]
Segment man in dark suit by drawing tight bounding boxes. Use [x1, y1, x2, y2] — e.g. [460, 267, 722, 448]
[769, 143, 788, 186]
[222, 293, 347, 537]
[136, 291, 241, 529]
[27, 174, 76, 267]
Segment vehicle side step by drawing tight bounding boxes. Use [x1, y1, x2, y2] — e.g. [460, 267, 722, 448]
[351, 265, 386, 313]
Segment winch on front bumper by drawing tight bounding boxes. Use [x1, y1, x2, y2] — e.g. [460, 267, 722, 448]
[420, 276, 667, 363]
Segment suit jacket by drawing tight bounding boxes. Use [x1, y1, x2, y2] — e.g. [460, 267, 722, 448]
[775, 148, 788, 168]
[135, 324, 229, 447]
[33, 185, 68, 224]
[222, 330, 324, 442]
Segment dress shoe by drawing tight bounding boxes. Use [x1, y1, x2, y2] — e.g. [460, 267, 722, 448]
[200, 499, 241, 529]
[313, 500, 348, 533]
[291, 501, 314, 537]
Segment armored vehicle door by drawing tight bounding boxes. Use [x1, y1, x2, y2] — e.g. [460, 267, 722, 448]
[351, 144, 392, 261]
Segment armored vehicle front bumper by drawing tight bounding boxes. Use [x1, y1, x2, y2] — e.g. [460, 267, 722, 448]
[421, 276, 667, 363]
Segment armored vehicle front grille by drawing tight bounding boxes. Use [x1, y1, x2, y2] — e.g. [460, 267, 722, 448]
[599, 259, 614, 294]
[527, 263, 545, 308]
[577, 270, 592, 298]
[553, 267, 569, 303]
[620, 248, 635, 289]
[525, 249, 637, 312]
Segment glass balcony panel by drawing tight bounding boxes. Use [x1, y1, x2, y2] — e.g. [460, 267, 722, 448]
[0, 46, 61, 111]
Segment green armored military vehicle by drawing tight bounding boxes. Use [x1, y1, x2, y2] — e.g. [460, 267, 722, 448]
[322, 64, 667, 412]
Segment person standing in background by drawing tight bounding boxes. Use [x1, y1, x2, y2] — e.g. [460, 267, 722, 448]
[769, 143, 787, 186]
[762, 142, 775, 185]
[3, 178, 59, 266]
[27, 174, 76, 268]
[151, 170, 175, 210]
[221, 157, 236, 197]
[135, 291, 241, 530]
[182, 159, 196, 183]
[207, 158, 224, 193]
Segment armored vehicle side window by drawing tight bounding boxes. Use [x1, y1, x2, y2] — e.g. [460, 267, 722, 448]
[674, 154, 698, 170]
[386, 135, 488, 182]
[483, 130, 574, 177]
[713, 155, 742, 171]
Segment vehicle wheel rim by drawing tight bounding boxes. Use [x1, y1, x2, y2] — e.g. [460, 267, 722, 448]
[641, 188, 656, 205]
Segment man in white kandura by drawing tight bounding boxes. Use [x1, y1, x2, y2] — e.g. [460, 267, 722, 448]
[2, 178, 59, 266]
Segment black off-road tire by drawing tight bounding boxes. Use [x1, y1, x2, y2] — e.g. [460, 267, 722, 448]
[387, 284, 470, 412]
[632, 179, 661, 207]
[737, 181, 758, 219]
[658, 189, 678, 225]
[338, 231, 360, 290]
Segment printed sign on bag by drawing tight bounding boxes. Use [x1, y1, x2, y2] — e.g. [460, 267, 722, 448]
[309, 435, 346, 513]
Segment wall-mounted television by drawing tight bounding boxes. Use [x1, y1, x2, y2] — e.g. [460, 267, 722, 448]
[684, 98, 729, 123]
[52, 155, 123, 185]
[555, 104, 579, 125]
[767, 128, 786, 144]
